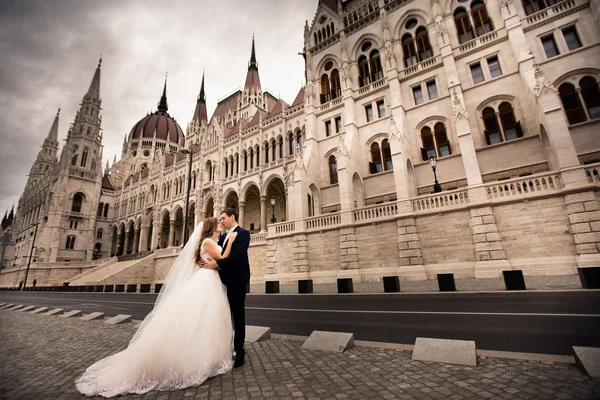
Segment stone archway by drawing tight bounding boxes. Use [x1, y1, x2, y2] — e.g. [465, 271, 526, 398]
[126, 220, 135, 254]
[117, 223, 126, 256]
[160, 211, 170, 249]
[265, 177, 286, 225]
[205, 198, 214, 219]
[145, 215, 153, 252]
[186, 203, 195, 240]
[243, 184, 261, 232]
[352, 173, 364, 208]
[173, 207, 184, 247]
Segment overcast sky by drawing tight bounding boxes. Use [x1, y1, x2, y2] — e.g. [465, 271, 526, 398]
[0, 0, 318, 217]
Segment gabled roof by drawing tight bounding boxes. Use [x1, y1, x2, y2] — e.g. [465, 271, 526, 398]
[211, 91, 240, 123]
[164, 153, 175, 167]
[101, 173, 114, 190]
[267, 98, 289, 117]
[248, 110, 266, 127]
[291, 87, 305, 107]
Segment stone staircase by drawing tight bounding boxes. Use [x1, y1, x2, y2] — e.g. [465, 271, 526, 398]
[67, 253, 155, 286]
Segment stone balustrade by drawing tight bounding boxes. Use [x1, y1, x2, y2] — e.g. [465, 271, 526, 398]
[484, 172, 562, 200]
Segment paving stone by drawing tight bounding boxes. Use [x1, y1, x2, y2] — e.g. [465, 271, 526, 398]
[18, 305, 36, 312]
[573, 346, 600, 378]
[0, 303, 14, 309]
[0, 308, 599, 399]
[301, 331, 354, 353]
[105, 314, 132, 325]
[59, 310, 82, 318]
[8, 304, 24, 310]
[46, 308, 64, 315]
[30, 306, 49, 314]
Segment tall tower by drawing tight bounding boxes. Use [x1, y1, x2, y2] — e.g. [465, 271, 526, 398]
[43, 59, 104, 262]
[238, 35, 267, 120]
[186, 71, 208, 146]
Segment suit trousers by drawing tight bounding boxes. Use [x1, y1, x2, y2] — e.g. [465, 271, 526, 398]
[227, 283, 246, 356]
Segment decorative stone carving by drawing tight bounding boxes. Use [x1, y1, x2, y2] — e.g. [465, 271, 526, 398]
[533, 62, 557, 99]
[337, 132, 349, 158]
[389, 109, 403, 142]
[452, 88, 468, 121]
[283, 163, 294, 188]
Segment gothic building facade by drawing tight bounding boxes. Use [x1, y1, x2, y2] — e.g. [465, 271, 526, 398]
[3, 0, 600, 289]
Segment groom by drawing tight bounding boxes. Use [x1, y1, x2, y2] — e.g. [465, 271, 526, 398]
[203, 208, 250, 368]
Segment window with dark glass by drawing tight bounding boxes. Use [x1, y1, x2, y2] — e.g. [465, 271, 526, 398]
[320, 74, 331, 104]
[330, 69, 341, 100]
[325, 120, 332, 137]
[71, 193, 83, 212]
[365, 104, 374, 122]
[328, 155, 338, 184]
[454, 8, 475, 44]
[377, 100, 386, 117]
[482, 107, 502, 145]
[271, 140, 276, 161]
[426, 80, 438, 100]
[335, 116, 343, 133]
[434, 123, 452, 157]
[470, 62, 485, 84]
[523, 0, 559, 16]
[370, 50, 383, 82]
[402, 34, 418, 67]
[562, 26, 582, 51]
[542, 35, 559, 58]
[498, 102, 523, 140]
[358, 55, 370, 87]
[382, 139, 393, 171]
[289, 133, 294, 155]
[369, 143, 383, 173]
[559, 83, 587, 124]
[487, 56, 502, 78]
[420, 127, 436, 160]
[413, 86, 424, 105]
[416, 27, 433, 61]
[471, 1, 493, 37]
[580, 76, 600, 120]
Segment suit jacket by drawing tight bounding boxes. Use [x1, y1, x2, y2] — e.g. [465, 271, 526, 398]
[216, 225, 251, 287]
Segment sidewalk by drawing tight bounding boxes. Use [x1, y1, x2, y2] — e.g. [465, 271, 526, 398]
[0, 308, 598, 400]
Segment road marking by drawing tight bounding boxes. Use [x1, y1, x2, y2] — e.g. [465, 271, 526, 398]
[247, 306, 600, 318]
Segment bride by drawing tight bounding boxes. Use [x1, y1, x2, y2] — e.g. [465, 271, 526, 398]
[76, 217, 237, 397]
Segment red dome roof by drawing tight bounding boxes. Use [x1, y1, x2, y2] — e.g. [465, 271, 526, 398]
[128, 110, 184, 145]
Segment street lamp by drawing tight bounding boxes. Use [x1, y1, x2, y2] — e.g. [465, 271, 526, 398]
[428, 155, 442, 193]
[181, 148, 194, 245]
[270, 196, 276, 224]
[22, 222, 39, 291]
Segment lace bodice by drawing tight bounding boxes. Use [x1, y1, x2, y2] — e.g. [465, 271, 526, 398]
[200, 238, 221, 262]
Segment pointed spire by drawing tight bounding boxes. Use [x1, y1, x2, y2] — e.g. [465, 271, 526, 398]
[1, 211, 7, 229]
[193, 70, 208, 124]
[249, 32, 257, 69]
[244, 34, 262, 92]
[86, 57, 102, 100]
[157, 74, 169, 113]
[105, 159, 110, 174]
[46, 108, 60, 143]
[113, 154, 117, 165]
[8, 206, 14, 220]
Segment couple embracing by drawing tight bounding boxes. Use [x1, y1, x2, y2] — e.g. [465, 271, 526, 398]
[76, 208, 250, 397]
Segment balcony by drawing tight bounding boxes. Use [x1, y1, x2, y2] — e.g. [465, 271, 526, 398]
[357, 78, 388, 98]
[523, 0, 585, 31]
[485, 172, 562, 200]
[400, 57, 440, 80]
[305, 213, 341, 231]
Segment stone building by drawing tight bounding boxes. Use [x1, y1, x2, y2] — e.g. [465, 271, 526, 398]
[2, 0, 599, 290]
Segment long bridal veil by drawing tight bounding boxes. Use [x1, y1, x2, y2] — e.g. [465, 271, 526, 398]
[129, 221, 204, 346]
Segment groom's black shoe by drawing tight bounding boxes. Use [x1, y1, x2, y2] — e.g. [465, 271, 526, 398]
[233, 354, 245, 368]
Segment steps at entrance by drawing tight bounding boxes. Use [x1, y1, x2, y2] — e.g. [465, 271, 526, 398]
[68, 254, 154, 286]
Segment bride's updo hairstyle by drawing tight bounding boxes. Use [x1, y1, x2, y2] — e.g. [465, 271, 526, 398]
[195, 217, 219, 265]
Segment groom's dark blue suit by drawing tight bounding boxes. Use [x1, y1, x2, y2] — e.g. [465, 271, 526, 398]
[217, 225, 250, 362]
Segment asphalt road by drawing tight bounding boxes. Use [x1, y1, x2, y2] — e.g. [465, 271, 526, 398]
[1, 291, 598, 355]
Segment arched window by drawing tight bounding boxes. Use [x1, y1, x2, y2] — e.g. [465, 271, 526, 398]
[370, 50, 383, 83]
[402, 34, 418, 67]
[271, 139, 277, 161]
[471, 1, 493, 36]
[243, 151, 248, 171]
[224, 159, 229, 178]
[71, 155, 78, 166]
[328, 155, 338, 184]
[65, 236, 76, 250]
[71, 193, 83, 213]
[256, 146, 260, 167]
[264, 142, 269, 164]
[358, 55, 370, 87]
[103, 203, 109, 218]
[382, 139, 393, 171]
[370, 142, 383, 173]
[230, 156, 235, 176]
[558, 83, 587, 125]
[415, 27, 433, 61]
[482, 103, 523, 144]
[206, 161, 213, 182]
[454, 8, 475, 44]
[97, 202, 103, 216]
[235, 154, 239, 174]
[331, 69, 341, 100]
[321, 74, 331, 104]
[420, 124, 452, 160]
[580, 77, 600, 120]
[288, 132, 295, 155]
[97, 228, 103, 239]
[522, 0, 559, 16]
[296, 130, 303, 149]
[279, 137, 284, 159]
[249, 148, 254, 169]
[81, 147, 88, 168]
[90, 159, 96, 172]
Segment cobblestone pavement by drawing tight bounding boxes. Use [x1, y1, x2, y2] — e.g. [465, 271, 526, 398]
[1, 309, 598, 400]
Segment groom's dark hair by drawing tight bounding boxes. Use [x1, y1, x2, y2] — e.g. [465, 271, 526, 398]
[223, 207, 238, 222]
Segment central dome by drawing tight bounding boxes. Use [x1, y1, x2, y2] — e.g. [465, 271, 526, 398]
[127, 80, 184, 148]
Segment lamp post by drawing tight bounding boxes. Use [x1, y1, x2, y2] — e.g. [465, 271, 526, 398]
[270, 196, 276, 224]
[181, 148, 194, 245]
[22, 222, 39, 291]
[428, 155, 442, 193]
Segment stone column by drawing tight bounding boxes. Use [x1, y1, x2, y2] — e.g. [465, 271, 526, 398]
[123, 232, 130, 255]
[293, 234, 309, 273]
[116, 233, 122, 256]
[168, 220, 175, 247]
[238, 201, 246, 229]
[260, 196, 267, 232]
[339, 227, 359, 269]
[133, 229, 140, 253]
[143, 226, 151, 252]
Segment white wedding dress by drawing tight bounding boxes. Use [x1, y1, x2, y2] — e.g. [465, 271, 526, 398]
[76, 238, 234, 398]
